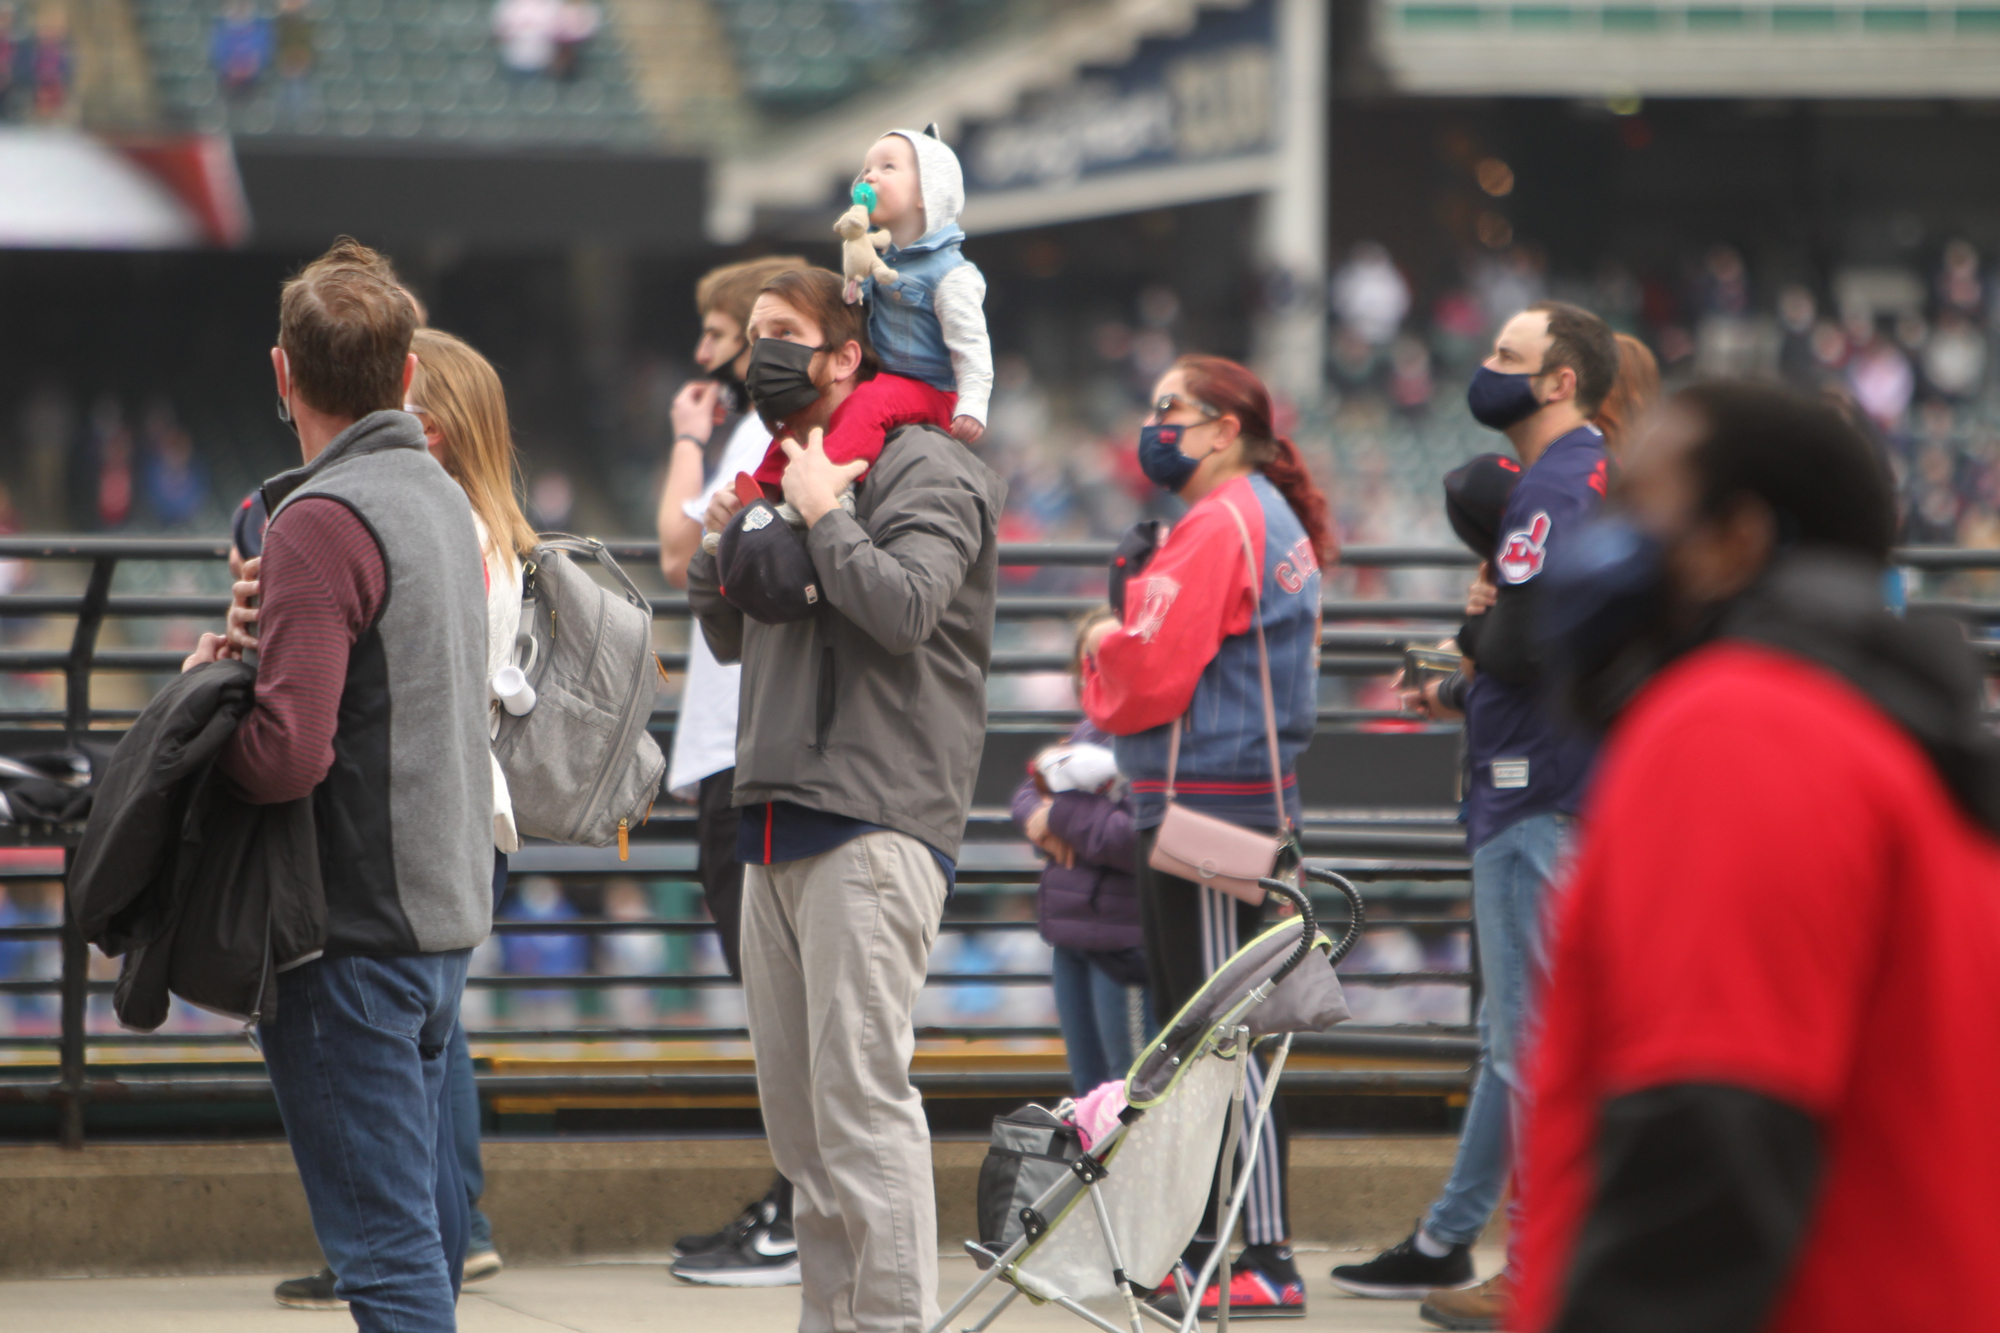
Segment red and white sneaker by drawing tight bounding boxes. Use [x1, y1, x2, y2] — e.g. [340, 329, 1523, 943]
[1149, 1263, 1306, 1321]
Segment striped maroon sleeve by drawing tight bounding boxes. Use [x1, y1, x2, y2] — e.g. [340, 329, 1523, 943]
[219, 497, 386, 804]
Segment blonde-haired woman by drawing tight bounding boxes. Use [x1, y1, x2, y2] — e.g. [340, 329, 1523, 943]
[407, 327, 534, 855]
[406, 327, 532, 1284]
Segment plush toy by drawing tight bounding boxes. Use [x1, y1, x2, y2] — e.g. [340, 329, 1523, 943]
[836, 181, 899, 305]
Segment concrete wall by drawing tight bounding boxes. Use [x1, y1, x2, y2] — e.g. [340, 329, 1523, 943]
[0, 1137, 1483, 1278]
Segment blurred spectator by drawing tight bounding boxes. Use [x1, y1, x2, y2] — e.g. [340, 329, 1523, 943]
[598, 878, 666, 1028]
[29, 2, 70, 123]
[1693, 244, 1760, 378]
[273, 0, 314, 123]
[1845, 314, 1915, 431]
[528, 470, 572, 527]
[1387, 335, 1434, 415]
[493, 0, 562, 76]
[1903, 404, 1965, 545]
[0, 482, 23, 593]
[1331, 241, 1410, 347]
[550, 0, 598, 80]
[211, 0, 272, 97]
[1327, 324, 1382, 400]
[498, 876, 585, 1028]
[1334, 923, 1469, 1026]
[0, 3, 19, 120]
[1923, 309, 1987, 402]
[1694, 242, 1750, 317]
[0, 881, 60, 1032]
[1472, 245, 1547, 330]
[88, 397, 133, 530]
[1936, 238, 1985, 321]
[915, 895, 1055, 1031]
[19, 385, 72, 530]
[1590, 261, 1644, 333]
[1776, 285, 1821, 389]
[140, 401, 210, 529]
[1430, 287, 1488, 367]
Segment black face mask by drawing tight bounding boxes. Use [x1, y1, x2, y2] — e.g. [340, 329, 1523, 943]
[711, 357, 748, 416]
[744, 339, 825, 425]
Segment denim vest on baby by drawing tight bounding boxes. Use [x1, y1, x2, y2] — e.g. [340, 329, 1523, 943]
[865, 223, 971, 395]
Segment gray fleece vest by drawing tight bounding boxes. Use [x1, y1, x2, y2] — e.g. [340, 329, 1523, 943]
[264, 410, 493, 954]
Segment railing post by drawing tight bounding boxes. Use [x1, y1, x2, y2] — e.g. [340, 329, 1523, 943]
[59, 848, 88, 1150]
[65, 558, 116, 737]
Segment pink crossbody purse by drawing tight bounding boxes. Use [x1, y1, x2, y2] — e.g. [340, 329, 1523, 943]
[1146, 497, 1294, 905]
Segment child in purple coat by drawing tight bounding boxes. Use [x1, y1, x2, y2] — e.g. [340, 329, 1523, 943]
[1012, 611, 1157, 1093]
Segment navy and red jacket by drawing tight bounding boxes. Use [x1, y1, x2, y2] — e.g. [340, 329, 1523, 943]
[1082, 473, 1321, 833]
[1463, 423, 1607, 850]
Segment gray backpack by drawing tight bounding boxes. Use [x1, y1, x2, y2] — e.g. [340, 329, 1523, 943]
[493, 535, 666, 857]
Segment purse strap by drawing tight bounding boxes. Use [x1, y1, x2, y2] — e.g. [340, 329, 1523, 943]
[1162, 495, 1290, 836]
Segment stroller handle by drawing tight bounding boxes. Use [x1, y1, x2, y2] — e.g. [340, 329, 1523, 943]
[1255, 868, 1367, 987]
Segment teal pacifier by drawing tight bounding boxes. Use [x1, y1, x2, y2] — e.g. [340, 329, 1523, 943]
[852, 181, 878, 211]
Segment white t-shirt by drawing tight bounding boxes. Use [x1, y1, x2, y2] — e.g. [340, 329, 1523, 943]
[666, 411, 772, 797]
[473, 511, 524, 852]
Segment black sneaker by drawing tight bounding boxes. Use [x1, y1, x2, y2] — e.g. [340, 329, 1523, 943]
[674, 1186, 781, 1258]
[1330, 1229, 1476, 1300]
[668, 1220, 801, 1287]
[273, 1267, 346, 1310]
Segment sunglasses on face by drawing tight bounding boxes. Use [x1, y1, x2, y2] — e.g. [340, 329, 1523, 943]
[1149, 393, 1220, 424]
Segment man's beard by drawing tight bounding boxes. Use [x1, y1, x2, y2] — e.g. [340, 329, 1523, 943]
[776, 369, 836, 440]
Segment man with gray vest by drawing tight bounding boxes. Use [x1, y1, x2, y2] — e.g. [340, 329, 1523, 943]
[184, 237, 491, 1333]
[687, 265, 1004, 1333]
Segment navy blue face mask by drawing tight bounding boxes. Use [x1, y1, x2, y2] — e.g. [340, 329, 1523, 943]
[1466, 365, 1543, 430]
[1138, 422, 1206, 492]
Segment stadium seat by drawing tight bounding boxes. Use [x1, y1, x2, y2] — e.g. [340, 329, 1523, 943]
[129, 0, 655, 145]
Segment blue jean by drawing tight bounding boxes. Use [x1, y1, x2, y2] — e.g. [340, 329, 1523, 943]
[1423, 810, 1574, 1249]
[262, 950, 472, 1333]
[1050, 947, 1156, 1094]
[1423, 1001, 1510, 1246]
[447, 1021, 492, 1252]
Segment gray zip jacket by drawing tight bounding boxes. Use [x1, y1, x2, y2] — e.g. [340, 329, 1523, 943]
[687, 423, 1005, 859]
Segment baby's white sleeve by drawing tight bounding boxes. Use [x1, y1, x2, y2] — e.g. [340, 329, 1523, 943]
[933, 265, 993, 425]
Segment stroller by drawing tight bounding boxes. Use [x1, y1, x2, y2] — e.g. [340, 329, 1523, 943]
[932, 868, 1365, 1333]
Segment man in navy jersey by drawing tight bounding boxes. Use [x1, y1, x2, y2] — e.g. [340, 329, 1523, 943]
[1333, 302, 1617, 1331]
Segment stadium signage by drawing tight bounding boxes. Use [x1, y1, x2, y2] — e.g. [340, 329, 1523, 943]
[960, 0, 1275, 195]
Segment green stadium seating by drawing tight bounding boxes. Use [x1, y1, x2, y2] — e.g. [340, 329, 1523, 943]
[130, 0, 656, 145]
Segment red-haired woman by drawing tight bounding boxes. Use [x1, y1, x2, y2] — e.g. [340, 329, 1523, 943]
[1079, 354, 1336, 1318]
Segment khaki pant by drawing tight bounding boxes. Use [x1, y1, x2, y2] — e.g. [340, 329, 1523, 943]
[742, 831, 947, 1333]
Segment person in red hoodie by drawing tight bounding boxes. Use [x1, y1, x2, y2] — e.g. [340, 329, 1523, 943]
[1513, 382, 2000, 1333]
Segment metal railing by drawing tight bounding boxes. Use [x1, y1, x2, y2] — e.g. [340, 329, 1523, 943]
[2, 535, 1995, 1143]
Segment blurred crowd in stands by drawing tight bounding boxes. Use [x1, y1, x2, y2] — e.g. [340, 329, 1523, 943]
[0, 0, 75, 122]
[191, 0, 601, 126]
[16, 240, 1999, 555]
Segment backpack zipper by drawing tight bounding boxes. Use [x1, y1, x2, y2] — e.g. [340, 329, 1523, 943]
[617, 817, 629, 861]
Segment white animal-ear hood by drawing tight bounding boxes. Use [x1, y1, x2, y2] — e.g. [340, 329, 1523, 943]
[887, 125, 964, 238]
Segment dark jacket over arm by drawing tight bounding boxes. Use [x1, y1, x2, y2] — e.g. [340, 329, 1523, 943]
[1468, 579, 1543, 688]
[1550, 1082, 1821, 1333]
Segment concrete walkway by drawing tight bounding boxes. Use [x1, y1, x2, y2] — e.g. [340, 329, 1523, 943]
[0, 1249, 1501, 1332]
